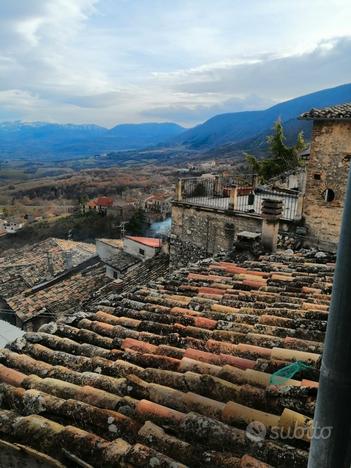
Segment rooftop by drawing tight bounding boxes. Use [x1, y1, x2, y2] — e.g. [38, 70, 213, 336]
[126, 236, 162, 248]
[104, 250, 141, 273]
[0, 249, 335, 466]
[299, 103, 351, 120]
[7, 262, 112, 323]
[176, 177, 300, 221]
[0, 238, 96, 300]
[98, 238, 124, 249]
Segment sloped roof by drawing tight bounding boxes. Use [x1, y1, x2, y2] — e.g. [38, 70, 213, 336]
[300, 103, 351, 120]
[96, 196, 114, 207]
[0, 238, 96, 299]
[0, 251, 335, 466]
[126, 236, 162, 248]
[104, 250, 141, 273]
[7, 262, 112, 322]
[98, 238, 124, 249]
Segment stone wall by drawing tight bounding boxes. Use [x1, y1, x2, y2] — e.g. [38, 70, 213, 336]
[304, 120, 351, 250]
[170, 203, 300, 269]
[170, 204, 262, 269]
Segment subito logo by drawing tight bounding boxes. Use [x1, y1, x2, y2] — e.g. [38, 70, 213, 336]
[246, 421, 267, 443]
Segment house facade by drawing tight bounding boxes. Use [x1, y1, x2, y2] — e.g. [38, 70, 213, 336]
[97, 236, 162, 279]
[124, 236, 162, 260]
[300, 103, 351, 250]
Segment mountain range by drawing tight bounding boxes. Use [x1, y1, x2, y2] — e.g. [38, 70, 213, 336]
[0, 122, 185, 160]
[173, 83, 351, 152]
[0, 83, 350, 160]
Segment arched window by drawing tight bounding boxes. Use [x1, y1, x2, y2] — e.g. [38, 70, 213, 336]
[322, 188, 335, 202]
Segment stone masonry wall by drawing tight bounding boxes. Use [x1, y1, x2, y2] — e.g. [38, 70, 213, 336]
[170, 204, 262, 269]
[304, 120, 351, 250]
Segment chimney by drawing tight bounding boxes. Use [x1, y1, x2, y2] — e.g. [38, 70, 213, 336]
[64, 250, 73, 270]
[46, 252, 54, 277]
[228, 186, 238, 211]
[261, 198, 283, 252]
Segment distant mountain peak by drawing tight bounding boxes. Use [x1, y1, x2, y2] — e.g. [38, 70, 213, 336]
[0, 121, 185, 159]
[174, 82, 351, 150]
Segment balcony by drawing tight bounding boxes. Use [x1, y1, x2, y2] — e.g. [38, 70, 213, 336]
[174, 176, 302, 221]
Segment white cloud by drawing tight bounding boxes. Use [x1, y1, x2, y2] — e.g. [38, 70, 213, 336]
[0, 0, 350, 126]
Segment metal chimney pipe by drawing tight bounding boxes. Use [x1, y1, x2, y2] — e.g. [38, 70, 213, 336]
[308, 168, 351, 468]
[46, 252, 54, 277]
[64, 250, 73, 270]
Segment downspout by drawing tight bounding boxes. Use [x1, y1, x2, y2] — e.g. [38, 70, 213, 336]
[308, 167, 351, 467]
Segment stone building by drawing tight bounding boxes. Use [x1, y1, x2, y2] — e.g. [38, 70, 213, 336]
[300, 103, 351, 250]
[170, 176, 302, 268]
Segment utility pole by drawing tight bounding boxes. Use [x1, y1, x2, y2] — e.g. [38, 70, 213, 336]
[118, 221, 128, 239]
[308, 168, 351, 467]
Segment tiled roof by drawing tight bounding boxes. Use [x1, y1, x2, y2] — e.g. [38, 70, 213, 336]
[126, 236, 162, 248]
[0, 238, 96, 299]
[98, 238, 124, 249]
[7, 263, 112, 322]
[96, 196, 114, 207]
[299, 103, 351, 120]
[0, 251, 335, 467]
[104, 251, 141, 272]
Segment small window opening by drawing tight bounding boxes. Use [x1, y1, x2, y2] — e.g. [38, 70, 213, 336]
[139, 248, 145, 255]
[323, 188, 335, 202]
[248, 193, 255, 205]
[314, 173, 321, 180]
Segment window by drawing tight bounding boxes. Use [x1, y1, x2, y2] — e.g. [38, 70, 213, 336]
[248, 193, 255, 205]
[314, 173, 321, 180]
[322, 188, 335, 202]
[113, 271, 118, 279]
[139, 248, 145, 256]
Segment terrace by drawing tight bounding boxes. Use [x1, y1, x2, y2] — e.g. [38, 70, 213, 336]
[175, 175, 303, 221]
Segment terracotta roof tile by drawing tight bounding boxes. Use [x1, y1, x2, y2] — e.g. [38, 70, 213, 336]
[0, 250, 335, 466]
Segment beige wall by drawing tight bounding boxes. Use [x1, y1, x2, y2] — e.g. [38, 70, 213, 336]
[124, 237, 158, 260]
[304, 120, 351, 249]
[96, 239, 120, 260]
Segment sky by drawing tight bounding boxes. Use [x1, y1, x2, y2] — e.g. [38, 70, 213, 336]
[0, 0, 350, 127]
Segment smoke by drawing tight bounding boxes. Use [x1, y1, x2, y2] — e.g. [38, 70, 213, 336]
[148, 217, 172, 236]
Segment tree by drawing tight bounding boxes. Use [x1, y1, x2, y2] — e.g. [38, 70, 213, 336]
[245, 120, 306, 182]
[127, 208, 147, 235]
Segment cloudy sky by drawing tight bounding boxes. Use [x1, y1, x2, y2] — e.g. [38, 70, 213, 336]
[0, 0, 350, 127]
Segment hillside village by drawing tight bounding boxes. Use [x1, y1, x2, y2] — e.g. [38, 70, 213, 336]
[0, 102, 350, 466]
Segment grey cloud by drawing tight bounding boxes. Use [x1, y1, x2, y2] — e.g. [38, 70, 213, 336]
[175, 37, 351, 102]
[63, 91, 132, 108]
[142, 95, 275, 126]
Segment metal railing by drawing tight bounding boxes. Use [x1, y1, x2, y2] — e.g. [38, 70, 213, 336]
[178, 176, 233, 210]
[236, 187, 299, 221]
[175, 176, 301, 221]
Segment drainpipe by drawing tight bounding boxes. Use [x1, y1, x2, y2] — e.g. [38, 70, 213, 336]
[308, 168, 351, 468]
